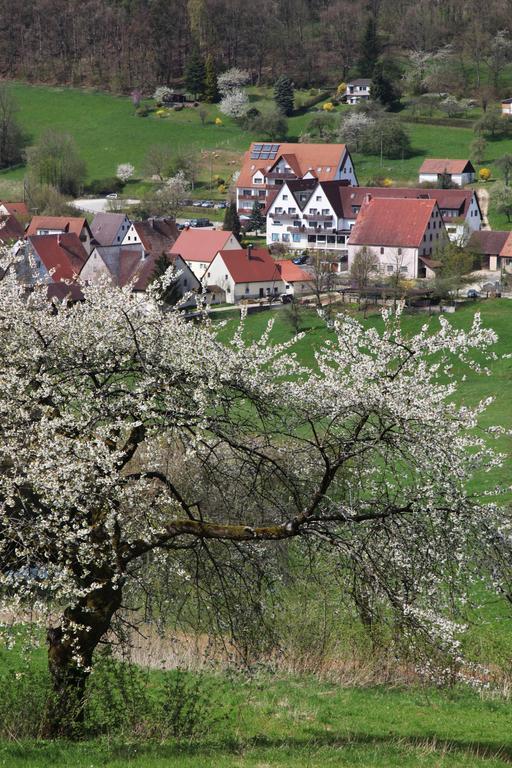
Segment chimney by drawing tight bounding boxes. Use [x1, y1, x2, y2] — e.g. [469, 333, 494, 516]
[247, 243, 253, 259]
[57, 234, 61, 247]
[364, 193, 372, 204]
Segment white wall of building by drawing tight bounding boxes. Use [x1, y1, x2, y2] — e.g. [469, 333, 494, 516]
[204, 253, 285, 304]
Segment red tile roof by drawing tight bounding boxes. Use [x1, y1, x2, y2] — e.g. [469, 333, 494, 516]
[335, 185, 476, 219]
[26, 216, 90, 240]
[238, 143, 348, 188]
[468, 230, 510, 257]
[0, 201, 28, 218]
[419, 158, 474, 175]
[217, 248, 281, 283]
[170, 228, 239, 263]
[275, 259, 311, 283]
[348, 198, 437, 248]
[0, 215, 24, 243]
[29, 234, 89, 281]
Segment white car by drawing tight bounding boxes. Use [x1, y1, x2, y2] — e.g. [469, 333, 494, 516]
[106, 193, 118, 200]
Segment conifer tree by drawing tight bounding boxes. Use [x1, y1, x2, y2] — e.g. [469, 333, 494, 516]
[223, 200, 241, 239]
[203, 55, 220, 103]
[247, 200, 265, 232]
[273, 75, 294, 116]
[185, 48, 206, 99]
[371, 60, 400, 110]
[358, 16, 380, 77]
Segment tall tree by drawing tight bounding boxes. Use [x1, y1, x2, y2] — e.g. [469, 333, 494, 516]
[26, 130, 86, 197]
[358, 15, 381, 77]
[0, 86, 26, 169]
[203, 54, 220, 103]
[247, 200, 265, 232]
[184, 47, 206, 99]
[371, 60, 400, 110]
[273, 74, 294, 116]
[223, 200, 241, 239]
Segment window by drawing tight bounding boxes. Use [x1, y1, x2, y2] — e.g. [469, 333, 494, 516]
[316, 196, 322, 201]
[184, 279, 188, 287]
[327, 235, 335, 244]
[254, 177, 263, 184]
[310, 221, 317, 228]
[282, 233, 290, 242]
[400, 266, 408, 273]
[275, 207, 283, 214]
[322, 209, 330, 215]
[292, 234, 301, 242]
[274, 220, 281, 226]
[207, 272, 211, 278]
[245, 286, 249, 293]
[293, 220, 301, 227]
[386, 265, 394, 273]
[283, 195, 288, 200]
[380, 247, 384, 254]
[271, 233, 279, 242]
[317, 235, 326, 242]
[398, 248, 402, 255]
[309, 208, 318, 214]
[288, 207, 296, 214]
[225, 274, 229, 280]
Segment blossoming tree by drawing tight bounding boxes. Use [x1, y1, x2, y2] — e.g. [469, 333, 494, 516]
[0, 260, 503, 736]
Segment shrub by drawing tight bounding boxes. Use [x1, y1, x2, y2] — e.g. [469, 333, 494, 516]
[322, 102, 334, 111]
[479, 167, 492, 181]
[86, 176, 124, 195]
[215, 117, 223, 126]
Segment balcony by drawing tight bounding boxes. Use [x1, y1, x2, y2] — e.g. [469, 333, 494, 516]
[266, 171, 298, 181]
[303, 214, 333, 222]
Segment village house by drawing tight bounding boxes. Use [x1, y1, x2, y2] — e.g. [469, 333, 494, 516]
[275, 259, 311, 297]
[266, 182, 481, 254]
[26, 216, 94, 254]
[169, 228, 241, 280]
[0, 214, 24, 245]
[81, 245, 199, 304]
[17, 233, 89, 287]
[345, 79, 372, 105]
[90, 212, 132, 247]
[501, 98, 512, 116]
[236, 142, 358, 219]
[0, 201, 28, 220]
[204, 245, 284, 303]
[121, 218, 179, 252]
[347, 197, 447, 279]
[467, 230, 512, 272]
[418, 159, 476, 187]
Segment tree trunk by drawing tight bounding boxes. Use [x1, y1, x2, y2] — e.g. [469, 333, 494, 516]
[43, 580, 123, 738]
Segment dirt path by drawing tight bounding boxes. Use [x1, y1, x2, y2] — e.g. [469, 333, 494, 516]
[476, 188, 490, 230]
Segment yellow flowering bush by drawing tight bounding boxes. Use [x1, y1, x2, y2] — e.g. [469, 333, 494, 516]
[323, 102, 334, 112]
[337, 82, 347, 96]
[479, 167, 491, 181]
[215, 117, 223, 126]
[383, 178, 393, 187]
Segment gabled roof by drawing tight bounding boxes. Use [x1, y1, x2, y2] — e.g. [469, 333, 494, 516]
[87, 245, 198, 293]
[275, 259, 311, 283]
[347, 78, 372, 86]
[335, 185, 477, 219]
[0, 201, 28, 218]
[419, 158, 475, 175]
[90, 213, 130, 246]
[26, 216, 90, 239]
[467, 230, 510, 257]
[348, 198, 437, 248]
[132, 218, 179, 257]
[216, 248, 281, 284]
[238, 142, 347, 187]
[29, 234, 89, 281]
[170, 228, 240, 263]
[0, 215, 24, 243]
[499, 232, 512, 258]
[502, 98, 512, 104]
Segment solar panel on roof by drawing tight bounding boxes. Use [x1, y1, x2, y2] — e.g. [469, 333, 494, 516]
[253, 143, 263, 150]
[260, 153, 270, 159]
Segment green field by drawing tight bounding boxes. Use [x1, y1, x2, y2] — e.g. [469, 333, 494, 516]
[1, 80, 512, 229]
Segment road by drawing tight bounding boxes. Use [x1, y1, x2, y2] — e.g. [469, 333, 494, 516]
[71, 198, 140, 214]
[476, 188, 490, 230]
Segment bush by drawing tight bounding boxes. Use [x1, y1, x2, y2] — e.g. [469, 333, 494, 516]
[479, 167, 491, 181]
[86, 177, 125, 195]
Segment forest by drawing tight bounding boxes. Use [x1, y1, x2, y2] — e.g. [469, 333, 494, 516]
[1, 0, 511, 95]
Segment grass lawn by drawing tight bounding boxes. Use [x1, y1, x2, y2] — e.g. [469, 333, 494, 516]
[1, 676, 511, 767]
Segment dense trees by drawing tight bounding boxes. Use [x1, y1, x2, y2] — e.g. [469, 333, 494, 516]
[0, 86, 26, 169]
[26, 130, 86, 197]
[2, 0, 512, 93]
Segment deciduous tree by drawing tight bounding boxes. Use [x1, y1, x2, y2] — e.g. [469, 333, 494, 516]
[0, 260, 502, 739]
[26, 130, 86, 197]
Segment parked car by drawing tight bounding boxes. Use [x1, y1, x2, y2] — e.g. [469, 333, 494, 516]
[292, 255, 308, 265]
[279, 293, 293, 304]
[189, 218, 212, 228]
[215, 201, 228, 209]
[201, 201, 215, 208]
[467, 289, 479, 299]
[106, 193, 118, 200]
[192, 200, 204, 207]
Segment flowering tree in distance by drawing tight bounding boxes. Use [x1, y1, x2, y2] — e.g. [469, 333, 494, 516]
[219, 88, 249, 119]
[116, 163, 135, 182]
[0, 259, 504, 737]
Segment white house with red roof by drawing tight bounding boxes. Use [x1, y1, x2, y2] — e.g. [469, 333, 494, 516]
[275, 259, 311, 296]
[169, 228, 241, 279]
[236, 142, 357, 219]
[266, 180, 481, 254]
[418, 159, 476, 187]
[345, 79, 372, 105]
[347, 197, 448, 279]
[204, 245, 285, 303]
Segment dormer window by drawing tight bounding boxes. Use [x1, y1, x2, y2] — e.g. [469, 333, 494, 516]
[254, 177, 263, 184]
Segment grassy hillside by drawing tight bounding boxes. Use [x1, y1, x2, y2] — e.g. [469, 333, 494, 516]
[1, 81, 511, 226]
